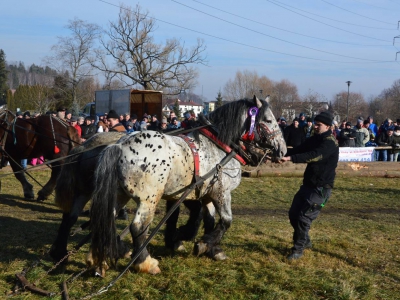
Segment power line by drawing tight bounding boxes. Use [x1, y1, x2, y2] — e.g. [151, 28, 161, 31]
[98, 0, 395, 64]
[173, 0, 389, 61]
[349, 0, 395, 11]
[266, 0, 393, 42]
[269, 0, 396, 30]
[193, 0, 391, 47]
[320, 0, 395, 25]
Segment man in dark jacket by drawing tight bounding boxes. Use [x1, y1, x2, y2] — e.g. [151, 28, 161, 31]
[339, 122, 356, 147]
[81, 116, 97, 141]
[284, 117, 305, 147]
[376, 127, 394, 161]
[280, 111, 339, 260]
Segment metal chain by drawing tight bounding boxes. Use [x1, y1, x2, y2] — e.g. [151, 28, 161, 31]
[33, 250, 76, 286]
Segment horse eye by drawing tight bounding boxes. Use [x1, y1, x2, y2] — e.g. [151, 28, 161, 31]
[264, 120, 272, 124]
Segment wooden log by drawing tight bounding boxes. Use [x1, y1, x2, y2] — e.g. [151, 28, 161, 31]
[243, 162, 400, 178]
[15, 273, 55, 297]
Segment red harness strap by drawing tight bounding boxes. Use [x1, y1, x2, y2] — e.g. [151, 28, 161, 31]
[178, 134, 200, 178]
[198, 128, 247, 165]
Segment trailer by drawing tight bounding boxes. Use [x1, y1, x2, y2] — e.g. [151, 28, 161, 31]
[82, 89, 163, 119]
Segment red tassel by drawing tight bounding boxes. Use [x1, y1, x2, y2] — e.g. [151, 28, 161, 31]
[54, 145, 60, 154]
[242, 132, 254, 141]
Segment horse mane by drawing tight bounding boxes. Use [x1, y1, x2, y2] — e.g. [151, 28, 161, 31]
[207, 98, 269, 145]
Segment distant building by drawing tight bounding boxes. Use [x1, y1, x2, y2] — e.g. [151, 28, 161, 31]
[163, 99, 204, 118]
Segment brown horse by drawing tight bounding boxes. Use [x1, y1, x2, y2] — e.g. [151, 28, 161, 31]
[0, 109, 80, 200]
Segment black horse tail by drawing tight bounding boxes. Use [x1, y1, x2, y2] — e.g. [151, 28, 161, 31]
[90, 144, 122, 267]
[54, 145, 85, 212]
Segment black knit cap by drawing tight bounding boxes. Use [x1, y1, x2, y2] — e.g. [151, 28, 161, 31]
[314, 111, 334, 126]
[107, 109, 119, 119]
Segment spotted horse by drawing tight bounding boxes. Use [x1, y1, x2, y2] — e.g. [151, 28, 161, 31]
[88, 96, 287, 275]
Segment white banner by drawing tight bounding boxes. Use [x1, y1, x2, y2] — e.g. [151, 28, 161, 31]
[339, 147, 375, 162]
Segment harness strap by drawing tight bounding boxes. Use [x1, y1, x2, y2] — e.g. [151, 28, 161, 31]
[178, 134, 200, 178]
[199, 128, 246, 165]
[49, 116, 61, 154]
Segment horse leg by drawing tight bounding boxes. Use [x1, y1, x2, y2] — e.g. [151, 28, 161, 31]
[164, 200, 203, 252]
[129, 200, 161, 275]
[10, 160, 34, 199]
[164, 200, 182, 251]
[194, 193, 232, 261]
[49, 194, 89, 262]
[37, 163, 61, 201]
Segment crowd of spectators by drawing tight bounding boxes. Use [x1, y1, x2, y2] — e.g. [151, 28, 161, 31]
[278, 113, 400, 162]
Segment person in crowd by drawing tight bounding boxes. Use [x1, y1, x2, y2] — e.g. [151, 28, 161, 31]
[65, 110, 72, 123]
[303, 117, 314, 139]
[70, 116, 82, 137]
[279, 117, 287, 133]
[160, 117, 168, 132]
[168, 112, 181, 127]
[181, 112, 196, 129]
[140, 114, 150, 130]
[339, 120, 347, 131]
[23, 111, 31, 119]
[130, 114, 141, 131]
[167, 117, 181, 131]
[366, 116, 377, 137]
[298, 112, 307, 128]
[121, 112, 131, 129]
[148, 114, 160, 131]
[378, 118, 393, 136]
[354, 119, 370, 147]
[338, 122, 356, 147]
[125, 121, 135, 134]
[57, 107, 66, 120]
[284, 117, 305, 148]
[376, 127, 394, 161]
[106, 110, 126, 132]
[119, 114, 124, 124]
[20, 112, 31, 169]
[392, 125, 400, 162]
[81, 116, 97, 142]
[332, 120, 340, 140]
[280, 111, 338, 260]
[77, 116, 84, 126]
[16, 111, 23, 118]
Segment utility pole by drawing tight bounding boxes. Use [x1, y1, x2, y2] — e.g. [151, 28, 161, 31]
[346, 81, 352, 121]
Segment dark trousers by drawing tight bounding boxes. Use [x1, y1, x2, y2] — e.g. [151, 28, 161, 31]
[288, 185, 331, 252]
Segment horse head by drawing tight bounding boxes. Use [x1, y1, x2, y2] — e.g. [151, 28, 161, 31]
[251, 96, 287, 162]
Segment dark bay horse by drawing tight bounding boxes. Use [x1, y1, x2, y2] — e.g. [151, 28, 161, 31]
[50, 131, 206, 269]
[0, 110, 80, 200]
[88, 96, 287, 275]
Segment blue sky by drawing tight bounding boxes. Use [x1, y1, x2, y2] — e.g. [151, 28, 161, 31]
[2, 0, 400, 101]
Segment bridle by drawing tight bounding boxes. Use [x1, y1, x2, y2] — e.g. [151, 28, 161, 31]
[240, 106, 282, 164]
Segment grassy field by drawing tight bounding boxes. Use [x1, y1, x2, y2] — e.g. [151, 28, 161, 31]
[0, 168, 399, 300]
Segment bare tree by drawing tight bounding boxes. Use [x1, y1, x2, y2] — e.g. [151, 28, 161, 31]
[44, 18, 100, 113]
[270, 79, 300, 119]
[332, 91, 368, 123]
[223, 70, 274, 101]
[91, 4, 206, 94]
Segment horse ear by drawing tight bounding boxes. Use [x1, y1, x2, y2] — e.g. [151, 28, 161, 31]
[265, 95, 270, 103]
[253, 95, 262, 108]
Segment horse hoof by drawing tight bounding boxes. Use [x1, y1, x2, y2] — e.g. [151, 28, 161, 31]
[213, 252, 228, 261]
[37, 195, 46, 202]
[193, 242, 208, 256]
[149, 266, 161, 275]
[174, 241, 186, 252]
